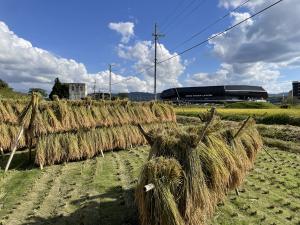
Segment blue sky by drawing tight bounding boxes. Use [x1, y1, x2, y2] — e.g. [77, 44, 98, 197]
[0, 0, 299, 93]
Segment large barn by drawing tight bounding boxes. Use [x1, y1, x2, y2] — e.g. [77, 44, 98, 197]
[160, 85, 268, 103]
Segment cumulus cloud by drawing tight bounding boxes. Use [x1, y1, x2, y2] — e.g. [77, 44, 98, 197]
[0, 21, 89, 91]
[117, 41, 185, 91]
[89, 70, 148, 93]
[108, 22, 135, 43]
[0, 21, 148, 93]
[187, 0, 299, 93]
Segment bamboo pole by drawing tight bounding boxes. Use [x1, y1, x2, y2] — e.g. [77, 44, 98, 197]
[5, 125, 24, 172]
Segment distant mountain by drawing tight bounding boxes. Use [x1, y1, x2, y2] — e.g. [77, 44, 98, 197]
[128, 92, 160, 101]
[268, 92, 289, 97]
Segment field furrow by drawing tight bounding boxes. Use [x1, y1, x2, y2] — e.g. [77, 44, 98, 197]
[4, 165, 62, 225]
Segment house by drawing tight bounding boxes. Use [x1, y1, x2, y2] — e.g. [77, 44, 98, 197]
[66, 83, 87, 100]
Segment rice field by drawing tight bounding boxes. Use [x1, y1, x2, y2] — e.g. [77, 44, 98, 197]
[175, 106, 300, 126]
[0, 118, 299, 225]
[175, 106, 300, 117]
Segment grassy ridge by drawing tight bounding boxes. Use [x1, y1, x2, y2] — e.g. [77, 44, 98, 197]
[0, 87, 28, 100]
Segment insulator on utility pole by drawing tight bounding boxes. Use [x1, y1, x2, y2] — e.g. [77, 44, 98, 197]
[152, 23, 164, 101]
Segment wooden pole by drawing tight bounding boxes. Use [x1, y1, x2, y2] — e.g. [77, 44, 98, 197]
[263, 147, 277, 162]
[28, 138, 33, 162]
[199, 107, 216, 142]
[5, 125, 24, 172]
[233, 116, 251, 139]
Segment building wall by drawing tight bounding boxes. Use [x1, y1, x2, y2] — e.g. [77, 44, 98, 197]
[68, 83, 87, 100]
[293, 81, 300, 99]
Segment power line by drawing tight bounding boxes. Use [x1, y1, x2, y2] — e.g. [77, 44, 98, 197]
[160, 0, 199, 32]
[162, 0, 208, 34]
[158, 0, 284, 65]
[110, 0, 283, 88]
[160, 0, 189, 29]
[171, 0, 252, 51]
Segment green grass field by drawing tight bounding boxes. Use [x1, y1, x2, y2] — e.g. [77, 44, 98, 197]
[0, 88, 28, 100]
[0, 118, 299, 225]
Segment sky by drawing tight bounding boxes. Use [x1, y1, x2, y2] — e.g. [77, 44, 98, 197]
[0, 0, 299, 94]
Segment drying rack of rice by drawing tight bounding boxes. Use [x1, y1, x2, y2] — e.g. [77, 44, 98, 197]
[136, 108, 263, 225]
[1, 93, 176, 169]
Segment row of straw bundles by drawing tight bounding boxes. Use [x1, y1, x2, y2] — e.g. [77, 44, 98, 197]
[0, 123, 26, 151]
[35, 122, 177, 166]
[0, 100, 26, 124]
[136, 116, 263, 225]
[11, 100, 176, 135]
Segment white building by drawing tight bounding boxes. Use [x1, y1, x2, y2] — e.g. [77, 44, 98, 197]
[66, 83, 87, 100]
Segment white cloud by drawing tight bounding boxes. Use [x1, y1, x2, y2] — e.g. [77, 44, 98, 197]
[218, 0, 265, 10]
[188, 0, 299, 93]
[0, 21, 148, 94]
[108, 22, 135, 43]
[117, 41, 185, 92]
[89, 70, 148, 93]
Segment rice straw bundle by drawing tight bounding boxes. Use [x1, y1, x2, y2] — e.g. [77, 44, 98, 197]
[35, 122, 177, 167]
[136, 110, 262, 225]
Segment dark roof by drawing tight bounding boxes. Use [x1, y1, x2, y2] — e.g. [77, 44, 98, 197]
[225, 85, 266, 92]
[160, 85, 268, 102]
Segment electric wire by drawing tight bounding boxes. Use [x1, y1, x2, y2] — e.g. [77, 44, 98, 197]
[160, 0, 199, 32]
[159, 0, 189, 29]
[110, 0, 284, 86]
[162, 0, 208, 34]
[171, 0, 252, 51]
[158, 0, 283, 64]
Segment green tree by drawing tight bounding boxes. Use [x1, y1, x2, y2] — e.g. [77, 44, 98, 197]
[49, 78, 69, 100]
[117, 92, 129, 100]
[0, 79, 9, 89]
[28, 88, 48, 97]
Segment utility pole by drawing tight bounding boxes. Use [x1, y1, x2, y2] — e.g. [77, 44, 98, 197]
[152, 23, 164, 101]
[109, 64, 113, 101]
[93, 79, 96, 96]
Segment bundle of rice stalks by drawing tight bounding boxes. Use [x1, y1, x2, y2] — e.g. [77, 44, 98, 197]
[0, 124, 26, 151]
[136, 109, 263, 225]
[136, 157, 186, 225]
[35, 122, 177, 166]
[35, 101, 176, 135]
